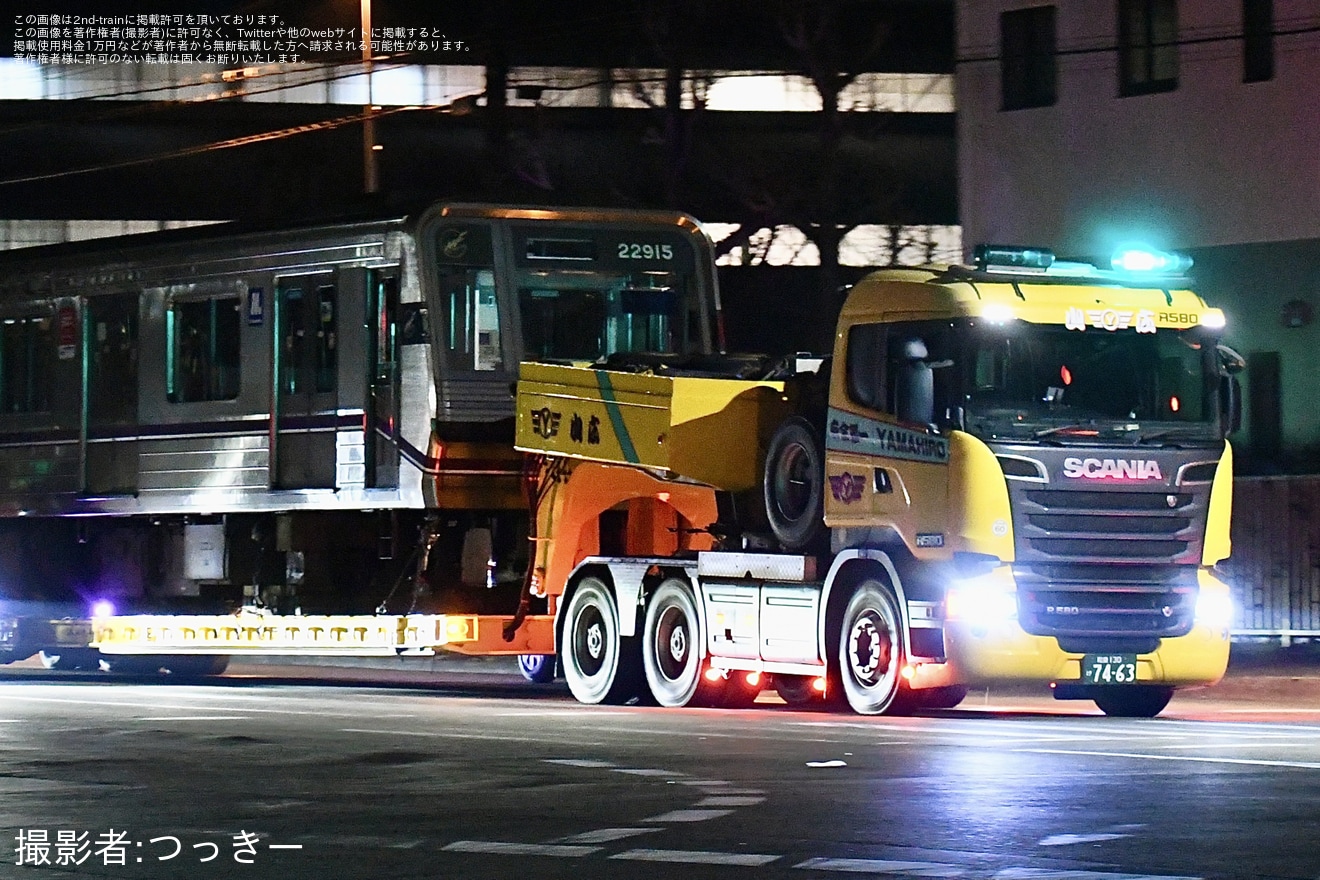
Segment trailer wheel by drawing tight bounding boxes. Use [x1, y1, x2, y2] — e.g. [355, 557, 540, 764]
[37, 648, 100, 671]
[162, 655, 230, 677]
[641, 578, 720, 707]
[562, 577, 641, 705]
[1092, 685, 1173, 718]
[98, 656, 167, 675]
[517, 654, 556, 684]
[837, 580, 915, 715]
[763, 417, 826, 552]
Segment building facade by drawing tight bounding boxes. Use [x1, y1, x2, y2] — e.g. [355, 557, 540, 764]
[957, 0, 1320, 473]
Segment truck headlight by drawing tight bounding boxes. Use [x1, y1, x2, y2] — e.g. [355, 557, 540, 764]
[1194, 590, 1234, 629]
[947, 577, 1017, 622]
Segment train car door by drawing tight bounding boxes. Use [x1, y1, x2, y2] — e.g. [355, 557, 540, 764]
[366, 269, 400, 488]
[271, 275, 338, 489]
[83, 293, 140, 494]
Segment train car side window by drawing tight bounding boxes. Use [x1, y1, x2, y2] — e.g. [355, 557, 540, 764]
[87, 294, 139, 423]
[434, 223, 502, 372]
[0, 314, 55, 414]
[279, 283, 337, 395]
[167, 297, 241, 403]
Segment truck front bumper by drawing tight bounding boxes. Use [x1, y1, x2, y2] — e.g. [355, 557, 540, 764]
[926, 565, 1232, 690]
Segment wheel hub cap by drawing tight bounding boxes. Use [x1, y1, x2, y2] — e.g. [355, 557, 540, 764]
[849, 616, 886, 684]
[586, 621, 604, 660]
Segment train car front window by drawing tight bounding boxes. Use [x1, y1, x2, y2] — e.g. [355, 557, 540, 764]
[510, 224, 700, 362]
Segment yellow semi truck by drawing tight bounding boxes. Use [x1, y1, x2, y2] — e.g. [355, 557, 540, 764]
[506, 243, 1242, 716]
[88, 231, 1241, 717]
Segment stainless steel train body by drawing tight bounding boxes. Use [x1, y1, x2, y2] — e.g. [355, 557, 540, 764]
[0, 203, 717, 625]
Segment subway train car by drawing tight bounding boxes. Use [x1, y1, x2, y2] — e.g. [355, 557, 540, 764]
[0, 203, 719, 662]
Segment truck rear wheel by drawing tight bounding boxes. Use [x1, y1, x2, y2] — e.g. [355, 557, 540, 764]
[837, 580, 916, 715]
[1093, 685, 1173, 718]
[562, 576, 641, 705]
[763, 417, 826, 553]
[641, 577, 721, 707]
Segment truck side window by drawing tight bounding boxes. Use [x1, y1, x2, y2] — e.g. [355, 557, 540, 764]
[845, 323, 886, 410]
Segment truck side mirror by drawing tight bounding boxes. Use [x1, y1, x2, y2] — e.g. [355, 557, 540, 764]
[1222, 374, 1242, 436]
[895, 338, 935, 426]
[1216, 344, 1245, 436]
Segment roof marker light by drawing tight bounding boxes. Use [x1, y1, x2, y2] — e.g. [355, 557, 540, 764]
[1111, 246, 1193, 275]
[973, 244, 1055, 271]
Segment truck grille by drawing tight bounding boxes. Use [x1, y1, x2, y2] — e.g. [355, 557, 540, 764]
[1010, 487, 1208, 565]
[1014, 563, 1196, 639]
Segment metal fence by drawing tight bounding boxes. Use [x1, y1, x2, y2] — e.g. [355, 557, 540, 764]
[1222, 476, 1320, 643]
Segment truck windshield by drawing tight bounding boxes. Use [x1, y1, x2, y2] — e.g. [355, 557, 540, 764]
[962, 323, 1222, 445]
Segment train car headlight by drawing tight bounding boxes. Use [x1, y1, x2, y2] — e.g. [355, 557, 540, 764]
[1194, 590, 1234, 629]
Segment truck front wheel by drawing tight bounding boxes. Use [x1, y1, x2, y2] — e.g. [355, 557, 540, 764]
[562, 576, 640, 705]
[1093, 685, 1174, 718]
[837, 580, 916, 715]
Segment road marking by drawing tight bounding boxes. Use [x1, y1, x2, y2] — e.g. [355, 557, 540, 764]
[1016, 748, 1320, 771]
[2, 693, 364, 717]
[340, 728, 604, 747]
[557, 828, 660, 844]
[544, 759, 616, 768]
[643, 808, 734, 822]
[612, 768, 681, 777]
[443, 841, 600, 857]
[1039, 833, 1129, 846]
[994, 869, 1201, 880]
[795, 856, 967, 876]
[136, 715, 252, 721]
[611, 848, 780, 866]
[696, 795, 766, 807]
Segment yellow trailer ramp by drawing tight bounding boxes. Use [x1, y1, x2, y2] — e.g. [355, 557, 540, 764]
[515, 362, 790, 491]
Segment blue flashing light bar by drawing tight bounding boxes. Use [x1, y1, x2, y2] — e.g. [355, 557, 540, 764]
[973, 244, 1055, 271]
[1110, 245, 1194, 275]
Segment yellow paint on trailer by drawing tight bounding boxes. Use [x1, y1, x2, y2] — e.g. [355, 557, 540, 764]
[515, 362, 790, 492]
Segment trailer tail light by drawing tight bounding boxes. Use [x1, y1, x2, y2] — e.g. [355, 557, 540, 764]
[745, 672, 761, 687]
[704, 667, 723, 682]
[812, 677, 827, 693]
[901, 664, 916, 680]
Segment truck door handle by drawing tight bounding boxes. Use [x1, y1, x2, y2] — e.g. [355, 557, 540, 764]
[874, 468, 893, 494]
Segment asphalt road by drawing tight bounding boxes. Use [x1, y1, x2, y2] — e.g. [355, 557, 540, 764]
[1, 657, 1319, 880]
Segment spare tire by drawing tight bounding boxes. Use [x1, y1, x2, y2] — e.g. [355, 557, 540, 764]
[763, 416, 827, 552]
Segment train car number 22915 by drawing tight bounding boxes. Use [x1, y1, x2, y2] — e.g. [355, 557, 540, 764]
[617, 242, 675, 261]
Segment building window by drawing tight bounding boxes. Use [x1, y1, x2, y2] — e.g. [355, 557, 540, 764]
[1001, 6, 1057, 110]
[1118, 0, 1178, 96]
[1243, 0, 1274, 83]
